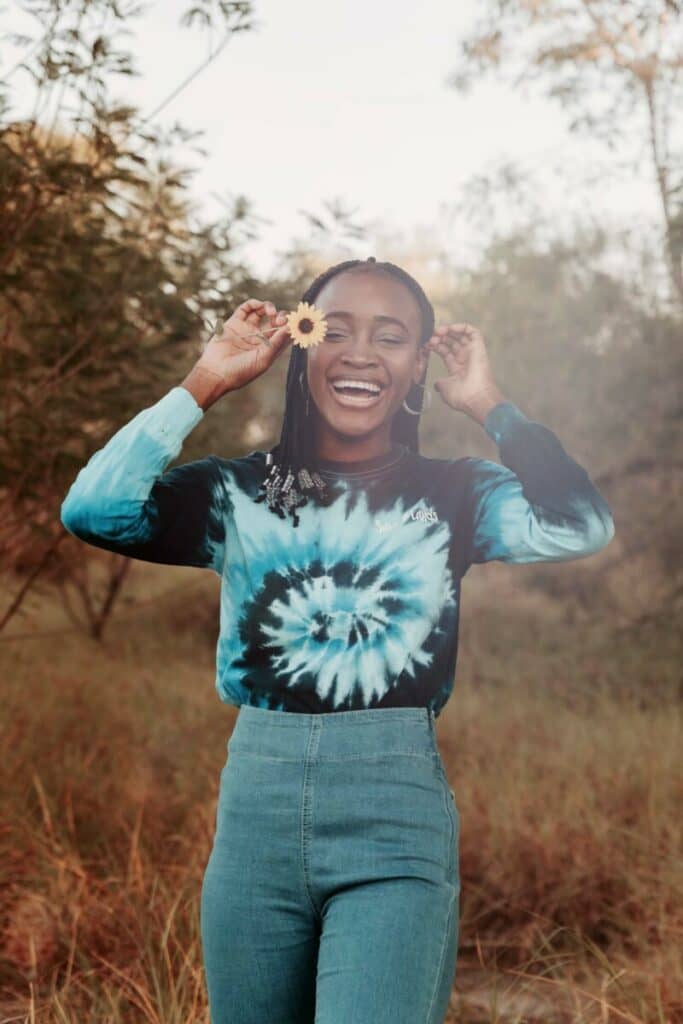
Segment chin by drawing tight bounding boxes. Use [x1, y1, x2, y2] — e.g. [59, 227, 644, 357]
[318, 410, 388, 438]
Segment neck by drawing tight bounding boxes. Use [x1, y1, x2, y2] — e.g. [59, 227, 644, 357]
[314, 423, 394, 464]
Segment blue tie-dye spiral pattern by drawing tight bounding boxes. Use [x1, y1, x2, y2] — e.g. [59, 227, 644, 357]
[61, 388, 615, 716]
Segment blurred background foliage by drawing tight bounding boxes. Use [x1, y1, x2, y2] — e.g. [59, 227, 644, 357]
[1, 2, 681, 638]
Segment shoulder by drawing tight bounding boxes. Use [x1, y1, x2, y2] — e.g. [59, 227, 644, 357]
[405, 451, 514, 502]
[212, 448, 266, 472]
[403, 450, 461, 472]
[406, 451, 498, 484]
[212, 449, 267, 497]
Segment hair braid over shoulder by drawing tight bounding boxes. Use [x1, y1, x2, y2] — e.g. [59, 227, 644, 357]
[253, 257, 435, 526]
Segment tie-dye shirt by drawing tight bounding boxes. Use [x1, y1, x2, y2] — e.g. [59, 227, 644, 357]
[60, 385, 614, 716]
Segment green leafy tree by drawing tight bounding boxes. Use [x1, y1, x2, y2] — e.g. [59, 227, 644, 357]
[0, 0, 268, 635]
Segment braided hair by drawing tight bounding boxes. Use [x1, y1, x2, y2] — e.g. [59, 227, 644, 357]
[254, 256, 435, 525]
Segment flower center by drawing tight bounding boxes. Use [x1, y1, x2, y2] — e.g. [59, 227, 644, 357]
[298, 318, 314, 334]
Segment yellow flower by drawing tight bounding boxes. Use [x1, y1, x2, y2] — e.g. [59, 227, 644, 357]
[286, 301, 328, 349]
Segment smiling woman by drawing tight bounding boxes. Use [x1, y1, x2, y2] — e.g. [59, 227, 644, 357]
[303, 271, 429, 461]
[321, 313, 412, 407]
[59, 255, 615, 1024]
[250, 257, 437, 521]
[59, 254, 615, 717]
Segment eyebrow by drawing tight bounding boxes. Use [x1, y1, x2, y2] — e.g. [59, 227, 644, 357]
[325, 311, 408, 332]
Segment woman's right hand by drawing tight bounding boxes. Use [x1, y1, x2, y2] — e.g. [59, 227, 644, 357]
[196, 298, 293, 394]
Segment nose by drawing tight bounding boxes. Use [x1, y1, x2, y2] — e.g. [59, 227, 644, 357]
[342, 332, 379, 364]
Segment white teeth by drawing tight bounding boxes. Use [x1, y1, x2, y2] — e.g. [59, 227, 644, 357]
[331, 379, 382, 394]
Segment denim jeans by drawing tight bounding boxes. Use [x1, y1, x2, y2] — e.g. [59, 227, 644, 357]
[200, 705, 460, 1023]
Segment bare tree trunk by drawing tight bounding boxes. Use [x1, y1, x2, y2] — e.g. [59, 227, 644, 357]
[643, 77, 683, 309]
[0, 532, 66, 633]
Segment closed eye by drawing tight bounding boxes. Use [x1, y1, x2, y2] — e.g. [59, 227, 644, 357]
[326, 332, 404, 345]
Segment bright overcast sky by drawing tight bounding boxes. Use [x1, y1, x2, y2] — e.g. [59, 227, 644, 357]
[5, 0, 661, 279]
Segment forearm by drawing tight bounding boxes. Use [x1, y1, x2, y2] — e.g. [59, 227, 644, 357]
[460, 385, 507, 426]
[466, 401, 615, 564]
[60, 387, 203, 541]
[180, 362, 228, 412]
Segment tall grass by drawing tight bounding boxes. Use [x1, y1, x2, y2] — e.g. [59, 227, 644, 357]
[1, 562, 680, 1022]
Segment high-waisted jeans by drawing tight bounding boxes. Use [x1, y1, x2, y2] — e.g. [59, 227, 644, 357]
[200, 705, 460, 1024]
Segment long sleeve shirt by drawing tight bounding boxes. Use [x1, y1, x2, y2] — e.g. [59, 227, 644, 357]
[60, 386, 615, 716]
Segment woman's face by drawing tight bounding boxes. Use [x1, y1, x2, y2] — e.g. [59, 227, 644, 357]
[306, 270, 428, 456]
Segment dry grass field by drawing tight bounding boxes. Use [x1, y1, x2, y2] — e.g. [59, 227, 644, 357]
[1, 557, 681, 1023]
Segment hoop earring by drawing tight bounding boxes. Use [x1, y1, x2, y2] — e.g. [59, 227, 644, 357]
[402, 383, 432, 415]
[299, 370, 310, 416]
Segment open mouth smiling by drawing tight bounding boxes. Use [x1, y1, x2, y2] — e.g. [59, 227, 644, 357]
[327, 376, 388, 408]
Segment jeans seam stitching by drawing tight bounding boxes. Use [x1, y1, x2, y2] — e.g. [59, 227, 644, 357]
[425, 885, 456, 1022]
[427, 710, 456, 878]
[448, 788, 459, 881]
[442, 774, 455, 874]
[431, 757, 455, 873]
[300, 723, 322, 919]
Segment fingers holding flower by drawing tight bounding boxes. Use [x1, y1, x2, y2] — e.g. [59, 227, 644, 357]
[286, 302, 328, 349]
[424, 322, 504, 420]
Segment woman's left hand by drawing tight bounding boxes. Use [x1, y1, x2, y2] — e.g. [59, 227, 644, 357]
[424, 322, 504, 419]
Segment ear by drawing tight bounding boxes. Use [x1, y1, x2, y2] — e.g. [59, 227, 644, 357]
[412, 343, 429, 386]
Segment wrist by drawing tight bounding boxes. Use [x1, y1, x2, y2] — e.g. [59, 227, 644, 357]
[181, 362, 228, 412]
[461, 385, 506, 426]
